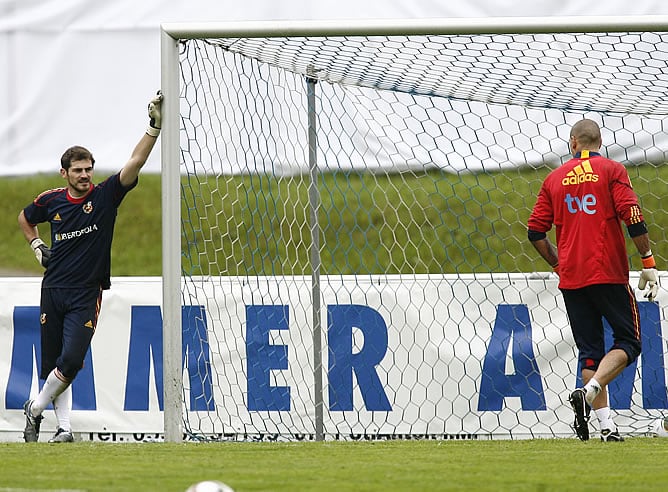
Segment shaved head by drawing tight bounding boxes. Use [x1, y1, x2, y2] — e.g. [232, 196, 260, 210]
[569, 119, 602, 150]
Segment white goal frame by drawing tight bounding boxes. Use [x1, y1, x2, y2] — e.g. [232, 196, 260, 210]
[160, 16, 668, 443]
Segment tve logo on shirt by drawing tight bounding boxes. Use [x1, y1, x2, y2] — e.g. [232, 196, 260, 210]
[565, 193, 597, 215]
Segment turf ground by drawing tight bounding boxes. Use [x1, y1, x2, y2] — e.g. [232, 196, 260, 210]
[1, 438, 667, 491]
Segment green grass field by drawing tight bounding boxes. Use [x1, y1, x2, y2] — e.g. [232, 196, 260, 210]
[1, 439, 667, 491]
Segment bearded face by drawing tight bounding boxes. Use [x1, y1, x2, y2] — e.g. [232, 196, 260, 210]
[61, 159, 94, 197]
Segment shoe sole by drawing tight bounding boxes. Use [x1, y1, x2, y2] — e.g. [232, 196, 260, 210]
[49, 434, 74, 443]
[23, 431, 38, 443]
[49, 436, 74, 443]
[23, 400, 42, 443]
[600, 431, 624, 442]
[569, 390, 590, 441]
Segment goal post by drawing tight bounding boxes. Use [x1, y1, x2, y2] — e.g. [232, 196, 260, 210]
[160, 17, 668, 443]
[160, 27, 183, 443]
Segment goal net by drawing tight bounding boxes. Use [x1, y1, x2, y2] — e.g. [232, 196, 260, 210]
[160, 18, 668, 442]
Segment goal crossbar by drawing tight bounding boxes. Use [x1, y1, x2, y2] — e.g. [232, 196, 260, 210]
[161, 15, 668, 38]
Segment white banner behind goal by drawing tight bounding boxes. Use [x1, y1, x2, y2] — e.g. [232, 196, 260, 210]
[1, 275, 666, 441]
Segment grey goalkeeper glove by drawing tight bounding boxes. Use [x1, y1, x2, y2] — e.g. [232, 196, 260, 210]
[146, 90, 163, 137]
[30, 238, 51, 268]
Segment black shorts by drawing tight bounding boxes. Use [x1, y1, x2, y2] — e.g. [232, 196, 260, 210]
[560, 283, 641, 371]
[40, 287, 103, 380]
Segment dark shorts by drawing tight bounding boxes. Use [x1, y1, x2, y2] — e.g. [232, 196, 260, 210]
[40, 287, 103, 380]
[560, 283, 641, 371]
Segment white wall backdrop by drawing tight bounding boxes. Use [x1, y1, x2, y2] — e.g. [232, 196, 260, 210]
[2, 1, 668, 176]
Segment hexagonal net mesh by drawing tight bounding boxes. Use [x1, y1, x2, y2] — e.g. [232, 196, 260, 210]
[173, 29, 668, 441]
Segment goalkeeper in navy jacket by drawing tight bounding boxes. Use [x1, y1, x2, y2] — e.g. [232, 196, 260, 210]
[528, 118, 659, 442]
[17, 92, 163, 443]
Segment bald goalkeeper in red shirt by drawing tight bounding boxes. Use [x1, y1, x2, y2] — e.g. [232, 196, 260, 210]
[528, 118, 659, 442]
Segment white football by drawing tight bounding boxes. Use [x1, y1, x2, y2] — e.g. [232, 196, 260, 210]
[185, 480, 235, 492]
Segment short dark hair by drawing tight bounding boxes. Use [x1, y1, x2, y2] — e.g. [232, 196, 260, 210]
[60, 146, 95, 170]
[569, 119, 602, 148]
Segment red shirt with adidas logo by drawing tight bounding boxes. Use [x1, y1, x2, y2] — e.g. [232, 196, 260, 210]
[528, 150, 644, 289]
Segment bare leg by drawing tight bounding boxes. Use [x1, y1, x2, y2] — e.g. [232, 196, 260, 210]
[588, 348, 628, 388]
[582, 349, 628, 436]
